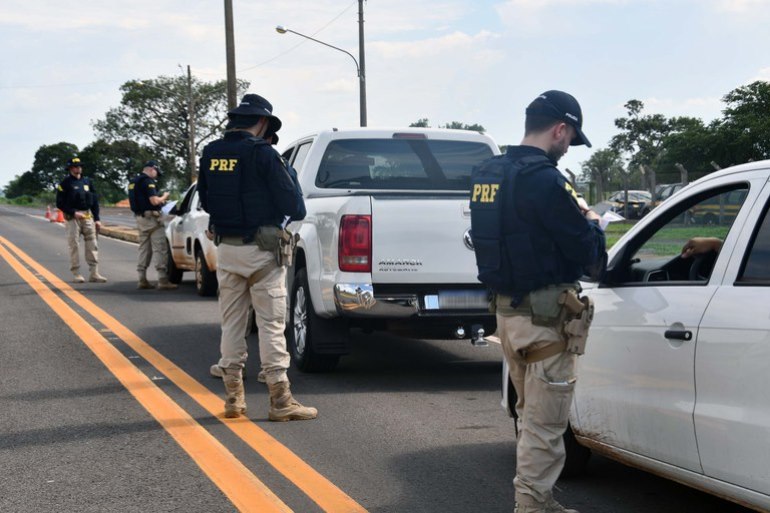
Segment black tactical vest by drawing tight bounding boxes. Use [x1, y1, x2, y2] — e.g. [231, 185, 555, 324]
[203, 137, 273, 236]
[127, 174, 154, 214]
[470, 154, 552, 300]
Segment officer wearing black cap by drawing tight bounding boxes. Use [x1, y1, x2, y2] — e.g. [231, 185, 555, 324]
[56, 156, 107, 283]
[470, 90, 606, 513]
[197, 93, 316, 422]
[128, 160, 177, 290]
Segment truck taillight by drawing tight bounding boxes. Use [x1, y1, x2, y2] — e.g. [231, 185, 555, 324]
[339, 215, 371, 272]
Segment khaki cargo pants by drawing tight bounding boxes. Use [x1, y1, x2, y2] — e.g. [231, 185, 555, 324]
[65, 215, 98, 274]
[135, 214, 169, 280]
[215, 243, 290, 385]
[497, 312, 578, 508]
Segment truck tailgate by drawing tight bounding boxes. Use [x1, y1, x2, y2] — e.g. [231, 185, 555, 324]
[370, 195, 478, 284]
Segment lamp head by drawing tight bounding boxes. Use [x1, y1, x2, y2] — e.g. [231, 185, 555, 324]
[275, 25, 287, 34]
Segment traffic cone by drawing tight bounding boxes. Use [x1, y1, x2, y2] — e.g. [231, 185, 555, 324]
[45, 205, 52, 220]
[55, 209, 65, 223]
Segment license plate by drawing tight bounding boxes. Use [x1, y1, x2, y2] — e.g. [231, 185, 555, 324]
[424, 290, 488, 310]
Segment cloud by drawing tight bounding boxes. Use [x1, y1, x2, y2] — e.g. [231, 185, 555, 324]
[495, 0, 628, 32]
[713, 0, 770, 13]
[640, 96, 723, 121]
[371, 30, 500, 60]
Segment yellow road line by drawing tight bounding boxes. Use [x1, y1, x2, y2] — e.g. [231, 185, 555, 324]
[0, 238, 291, 513]
[0, 236, 367, 513]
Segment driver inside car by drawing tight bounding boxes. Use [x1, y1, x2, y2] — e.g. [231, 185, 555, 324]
[681, 237, 723, 259]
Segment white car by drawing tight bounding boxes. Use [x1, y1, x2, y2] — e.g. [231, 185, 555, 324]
[164, 183, 219, 296]
[503, 160, 770, 511]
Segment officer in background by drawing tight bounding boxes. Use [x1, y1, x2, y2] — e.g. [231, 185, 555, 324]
[127, 160, 177, 290]
[470, 90, 606, 513]
[56, 157, 107, 283]
[197, 93, 316, 422]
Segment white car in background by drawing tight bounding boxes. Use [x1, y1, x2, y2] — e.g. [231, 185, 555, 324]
[503, 160, 770, 511]
[164, 183, 218, 296]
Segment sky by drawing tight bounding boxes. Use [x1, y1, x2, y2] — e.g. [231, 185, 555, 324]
[2, 0, 770, 192]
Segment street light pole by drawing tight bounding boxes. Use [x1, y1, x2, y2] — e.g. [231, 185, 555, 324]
[275, 22, 367, 127]
[224, 0, 237, 110]
[186, 65, 197, 182]
[357, 0, 367, 127]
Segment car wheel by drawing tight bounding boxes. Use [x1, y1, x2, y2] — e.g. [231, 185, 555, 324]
[166, 241, 184, 284]
[195, 248, 218, 297]
[287, 268, 343, 372]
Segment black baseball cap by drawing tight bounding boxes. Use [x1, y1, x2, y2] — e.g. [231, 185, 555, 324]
[525, 90, 591, 147]
[66, 157, 83, 169]
[144, 160, 161, 176]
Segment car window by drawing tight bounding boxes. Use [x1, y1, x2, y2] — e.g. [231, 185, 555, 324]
[281, 147, 294, 162]
[315, 138, 494, 191]
[737, 197, 770, 284]
[291, 142, 312, 173]
[610, 184, 749, 285]
[176, 184, 197, 215]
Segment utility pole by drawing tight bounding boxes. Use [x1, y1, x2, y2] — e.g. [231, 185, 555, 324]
[187, 65, 197, 183]
[224, 0, 237, 109]
[357, 0, 367, 126]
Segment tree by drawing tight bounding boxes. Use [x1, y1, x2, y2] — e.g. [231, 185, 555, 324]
[4, 171, 45, 199]
[407, 119, 486, 132]
[93, 75, 249, 188]
[610, 100, 701, 189]
[409, 118, 430, 128]
[580, 148, 624, 201]
[79, 139, 155, 204]
[712, 80, 770, 165]
[30, 142, 80, 193]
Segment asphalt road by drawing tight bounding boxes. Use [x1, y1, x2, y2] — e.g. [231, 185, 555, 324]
[0, 205, 755, 513]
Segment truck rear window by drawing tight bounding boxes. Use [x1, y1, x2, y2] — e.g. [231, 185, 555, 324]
[315, 138, 494, 191]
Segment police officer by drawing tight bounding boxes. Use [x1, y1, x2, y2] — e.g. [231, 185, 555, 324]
[197, 93, 316, 422]
[56, 156, 107, 283]
[128, 160, 177, 290]
[470, 91, 606, 513]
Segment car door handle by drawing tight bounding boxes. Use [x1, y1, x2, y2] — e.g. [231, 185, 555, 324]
[664, 329, 693, 341]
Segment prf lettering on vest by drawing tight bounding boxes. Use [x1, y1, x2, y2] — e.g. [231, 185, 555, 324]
[209, 158, 239, 172]
[471, 183, 500, 203]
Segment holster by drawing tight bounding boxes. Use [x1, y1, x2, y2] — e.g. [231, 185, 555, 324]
[559, 291, 594, 355]
[255, 226, 299, 267]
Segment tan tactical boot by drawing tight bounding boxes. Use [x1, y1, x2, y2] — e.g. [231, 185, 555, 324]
[268, 380, 317, 422]
[89, 270, 107, 283]
[137, 274, 153, 289]
[156, 278, 178, 290]
[222, 368, 246, 418]
[73, 273, 85, 283]
[514, 497, 579, 513]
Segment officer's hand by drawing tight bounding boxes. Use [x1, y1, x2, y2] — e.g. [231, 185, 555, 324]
[95, 221, 102, 234]
[74, 212, 85, 220]
[585, 210, 601, 223]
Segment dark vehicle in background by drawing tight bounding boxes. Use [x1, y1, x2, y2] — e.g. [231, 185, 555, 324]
[607, 190, 652, 219]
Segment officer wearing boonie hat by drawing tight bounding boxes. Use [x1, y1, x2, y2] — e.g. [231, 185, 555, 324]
[469, 90, 606, 513]
[197, 93, 316, 422]
[56, 156, 107, 283]
[127, 159, 176, 290]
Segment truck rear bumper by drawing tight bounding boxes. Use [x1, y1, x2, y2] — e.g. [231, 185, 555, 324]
[333, 283, 491, 319]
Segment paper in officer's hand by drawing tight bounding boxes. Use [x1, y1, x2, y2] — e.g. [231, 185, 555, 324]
[600, 210, 624, 231]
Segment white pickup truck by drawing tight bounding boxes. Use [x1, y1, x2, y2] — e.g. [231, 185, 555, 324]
[281, 128, 500, 371]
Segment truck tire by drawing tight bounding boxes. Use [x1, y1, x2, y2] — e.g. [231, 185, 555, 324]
[287, 268, 343, 372]
[166, 241, 184, 284]
[195, 248, 218, 297]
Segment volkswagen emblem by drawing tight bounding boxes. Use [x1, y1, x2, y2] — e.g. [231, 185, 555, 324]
[463, 228, 474, 251]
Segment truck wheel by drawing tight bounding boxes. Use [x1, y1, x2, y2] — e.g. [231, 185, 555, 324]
[166, 241, 184, 284]
[195, 249, 218, 297]
[288, 268, 342, 372]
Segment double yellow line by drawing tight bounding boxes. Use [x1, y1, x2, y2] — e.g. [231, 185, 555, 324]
[0, 235, 366, 513]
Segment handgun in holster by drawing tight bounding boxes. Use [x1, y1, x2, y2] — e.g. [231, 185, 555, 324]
[276, 230, 300, 267]
[558, 290, 594, 355]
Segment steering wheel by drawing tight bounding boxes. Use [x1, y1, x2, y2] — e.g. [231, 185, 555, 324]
[688, 250, 718, 281]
